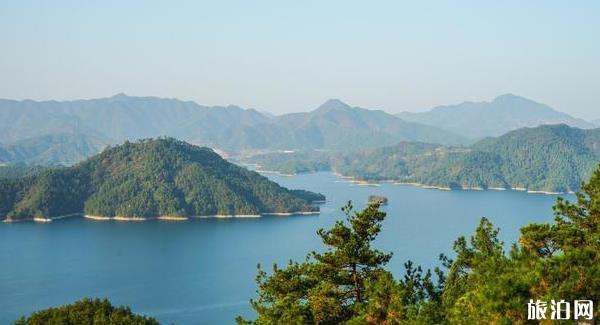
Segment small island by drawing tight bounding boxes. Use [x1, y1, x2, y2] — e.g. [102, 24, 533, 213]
[0, 138, 325, 222]
[368, 195, 388, 205]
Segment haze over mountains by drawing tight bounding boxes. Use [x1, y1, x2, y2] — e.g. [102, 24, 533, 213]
[0, 94, 465, 163]
[397, 94, 595, 139]
[0, 93, 597, 165]
[0, 133, 106, 165]
[0, 93, 270, 148]
[267, 99, 466, 149]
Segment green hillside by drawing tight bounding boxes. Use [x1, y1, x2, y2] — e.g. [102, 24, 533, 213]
[0, 138, 323, 222]
[247, 125, 600, 192]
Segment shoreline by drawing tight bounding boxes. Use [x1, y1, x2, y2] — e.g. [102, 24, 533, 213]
[191, 214, 261, 219]
[526, 190, 562, 195]
[261, 211, 320, 216]
[268, 169, 567, 195]
[254, 169, 296, 177]
[394, 181, 566, 194]
[3, 211, 321, 223]
[328, 171, 570, 195]
[3, 213, 84, 223]
[392, 182, 452, 191]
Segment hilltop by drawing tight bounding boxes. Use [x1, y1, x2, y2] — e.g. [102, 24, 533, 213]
[0, 138, 324, 222]
[397, 94, 594, 138]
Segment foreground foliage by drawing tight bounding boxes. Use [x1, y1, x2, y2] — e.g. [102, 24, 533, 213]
[14, 298, 158, 325]
[240, 164, 600, 323]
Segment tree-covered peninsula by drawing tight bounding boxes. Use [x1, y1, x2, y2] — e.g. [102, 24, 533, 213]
[0, 138, 324, 222]
[248, 124, 600, 193]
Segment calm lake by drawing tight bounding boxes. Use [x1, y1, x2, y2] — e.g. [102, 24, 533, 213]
[0, 172, 571, 324]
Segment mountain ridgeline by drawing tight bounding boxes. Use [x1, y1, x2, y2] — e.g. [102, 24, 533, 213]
[247, 124, 600, 193]
[0, 138, 324, 222]
[0, 95, 465, 165]
[397, 94, 595, 139]
[2, 94, 597, 166]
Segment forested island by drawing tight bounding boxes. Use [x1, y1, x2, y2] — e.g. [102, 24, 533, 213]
[0, 138, 324, 222]
[247, 124, 600, 193]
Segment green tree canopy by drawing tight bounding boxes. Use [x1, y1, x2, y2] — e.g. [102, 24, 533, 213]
[241, 164, 600, 324]
[14, 298, 158, 325]
[238, 202, 448, 324]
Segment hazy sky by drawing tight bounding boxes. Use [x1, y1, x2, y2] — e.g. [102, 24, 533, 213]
[1, 1, 599, 119]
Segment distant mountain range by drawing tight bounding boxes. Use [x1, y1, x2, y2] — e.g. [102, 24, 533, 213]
[0, 93, 596, 166]
[266, 99, 466, 149]
[0, 93, 271, 150]
[247, 124, 600, 193]
[0, 95, 465, 163]
[396, 94, 595, 139]
[0, 138, 324, 222]
[0, 133, 107, 165]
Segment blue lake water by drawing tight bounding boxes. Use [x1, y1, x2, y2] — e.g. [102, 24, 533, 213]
[0, 172, 571, 324]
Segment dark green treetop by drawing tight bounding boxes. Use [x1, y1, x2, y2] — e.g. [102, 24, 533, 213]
[14, 298, 159, 325]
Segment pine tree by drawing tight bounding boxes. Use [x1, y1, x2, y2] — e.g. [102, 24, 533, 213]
[238, 201, 392, 324]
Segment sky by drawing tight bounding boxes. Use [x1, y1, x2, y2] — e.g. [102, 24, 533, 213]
[1, 1, 599, 119]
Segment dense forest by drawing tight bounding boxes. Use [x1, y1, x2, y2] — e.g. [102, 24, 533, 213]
[0, 164, 47, 179]
[14, 298, 158, 325]
[237, 164, 600, 323]
[0, 138, 324, 222]
[248, 124, 600, 192]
